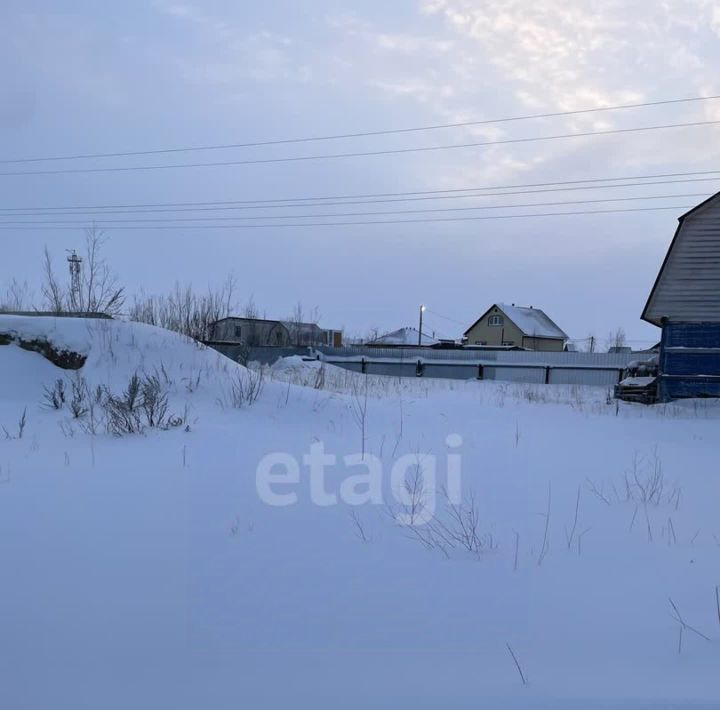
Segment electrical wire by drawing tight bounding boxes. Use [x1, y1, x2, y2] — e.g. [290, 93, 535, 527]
[2, 170, 720, 214]
[0, 204, 693, 229]
[3, 120, 720, 177]
[3, 93, 719, 165]
[0, 192, 707, 225]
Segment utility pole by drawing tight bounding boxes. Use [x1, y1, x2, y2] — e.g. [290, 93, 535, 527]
[66, 250, 82, 312]
[418, 304, 425, 346]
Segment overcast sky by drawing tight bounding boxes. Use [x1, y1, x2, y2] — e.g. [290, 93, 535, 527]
[2, 0, 720, 344]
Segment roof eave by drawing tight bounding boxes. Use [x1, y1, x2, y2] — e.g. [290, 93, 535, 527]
[640, 215, 686, 327]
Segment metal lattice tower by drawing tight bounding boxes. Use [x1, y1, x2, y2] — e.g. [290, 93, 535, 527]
[66, 250, 83, 311]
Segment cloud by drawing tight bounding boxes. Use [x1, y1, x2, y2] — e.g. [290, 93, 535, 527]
[155, 1, 309, 86]
[318, 1, 720, 185]
[420, 0, 718, 111]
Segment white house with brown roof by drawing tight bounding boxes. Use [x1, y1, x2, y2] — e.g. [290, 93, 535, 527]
[463, 303, 567, 351]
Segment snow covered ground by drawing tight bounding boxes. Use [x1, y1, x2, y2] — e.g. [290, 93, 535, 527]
[1, 316, 720, 709]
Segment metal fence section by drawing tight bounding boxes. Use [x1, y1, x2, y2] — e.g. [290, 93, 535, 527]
[223, 344, 644, 387]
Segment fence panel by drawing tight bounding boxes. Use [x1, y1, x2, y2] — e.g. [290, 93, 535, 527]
[207, 343, 643, 387]
[485, 366, 546, 384]
[424, 363, 479, 380]
[548, 368, 621, 387]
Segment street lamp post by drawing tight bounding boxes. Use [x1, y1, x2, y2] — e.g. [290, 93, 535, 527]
[418, 305, 426, 346]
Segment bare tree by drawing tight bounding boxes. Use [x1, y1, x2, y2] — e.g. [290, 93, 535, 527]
[243, 295, 260, 319]
[0, 278, 34, 311]
[287, 301, 305, 346]
[605, 327, 627, 352]
[129, 275, 237, 341]
[40, 228, 125, 315]
[80, 227, 125, 315]
[242, 295, 262, 346]
[41, 247, 65, 313]
[364, 326, 380, 344]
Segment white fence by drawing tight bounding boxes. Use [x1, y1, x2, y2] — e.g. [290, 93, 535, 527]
[213, 344, 645, 387]
[311, 346, 640, 387]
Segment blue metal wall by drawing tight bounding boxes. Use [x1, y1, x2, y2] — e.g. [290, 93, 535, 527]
[658, 322, 720, 400]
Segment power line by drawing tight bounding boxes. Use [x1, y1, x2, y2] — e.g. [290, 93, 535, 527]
[3, 120, 720, 177]
[0, 204, 693, 229]
[424, 309, 470, 327]
[1, 177, 719, 216]
[0, 193, 706, 225]
[3, 94, 719, 165]
[3, 169, 720, 212]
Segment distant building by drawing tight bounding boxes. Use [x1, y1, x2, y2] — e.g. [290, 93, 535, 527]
[367, 327, 439, 347]
[463, 303, 567, 351]
[208, 317, 342, 347]
[641, 192, 720, 400]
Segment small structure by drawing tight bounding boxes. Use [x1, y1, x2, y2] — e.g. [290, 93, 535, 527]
[641, 192, 720, 400]
[463, 303, 567, 351]
[208, 317, 342, 347]
[367, 327, 439, 348]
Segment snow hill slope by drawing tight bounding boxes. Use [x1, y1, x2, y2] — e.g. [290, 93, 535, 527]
[1, 316, 720, 709]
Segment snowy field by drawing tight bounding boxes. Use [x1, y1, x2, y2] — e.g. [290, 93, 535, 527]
[1, 316, 720, 709]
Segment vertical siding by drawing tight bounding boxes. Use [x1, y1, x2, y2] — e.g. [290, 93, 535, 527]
[645, 203, 720, 323]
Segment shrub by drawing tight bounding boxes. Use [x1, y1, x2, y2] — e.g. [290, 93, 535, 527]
[42, 379, 66, 410]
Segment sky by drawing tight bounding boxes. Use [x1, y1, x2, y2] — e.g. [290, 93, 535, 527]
[2, 0, 720, 345]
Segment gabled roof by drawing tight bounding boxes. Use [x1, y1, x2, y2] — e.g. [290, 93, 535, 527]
[464, 303, 567, 339]
[211, 316, 325, 331]
[641, 191, 720, 326]
[369, 327, 439, 346]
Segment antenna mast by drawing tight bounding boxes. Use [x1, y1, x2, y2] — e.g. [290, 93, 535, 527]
[66, 250, 83, 311]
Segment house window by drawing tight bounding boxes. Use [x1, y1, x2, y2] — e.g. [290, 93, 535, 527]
[488, 315, 504, 326]
[234, 326, 242, 338]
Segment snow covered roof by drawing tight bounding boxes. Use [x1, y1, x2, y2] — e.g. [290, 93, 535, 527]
[498, 304, 567, 339]
[464, 304, 567, 340]
[368, 327, 439, 346]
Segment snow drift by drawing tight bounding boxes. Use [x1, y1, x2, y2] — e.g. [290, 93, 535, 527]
[1, 316, 720, 708]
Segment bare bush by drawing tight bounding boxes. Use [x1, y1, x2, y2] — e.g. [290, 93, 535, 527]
[2, 408, 27, 440]
[624, 451, 666, 506]
[587, 451, 681, 511]
[140, 375, 170, 427]
[129, 275, 236, 341]
[401, 462, 427, 527]
[350, 376, 369, 459]
[42, 379, 67, 410]
[104, 375, 144, 435]
[313, 364, 326, 390]
[392, 488, 495, 560]
[0, 278, 34, 311]
[69, 375, 90, 419]
[103, 373, 185, 436]
[223, 367, 265, 408]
